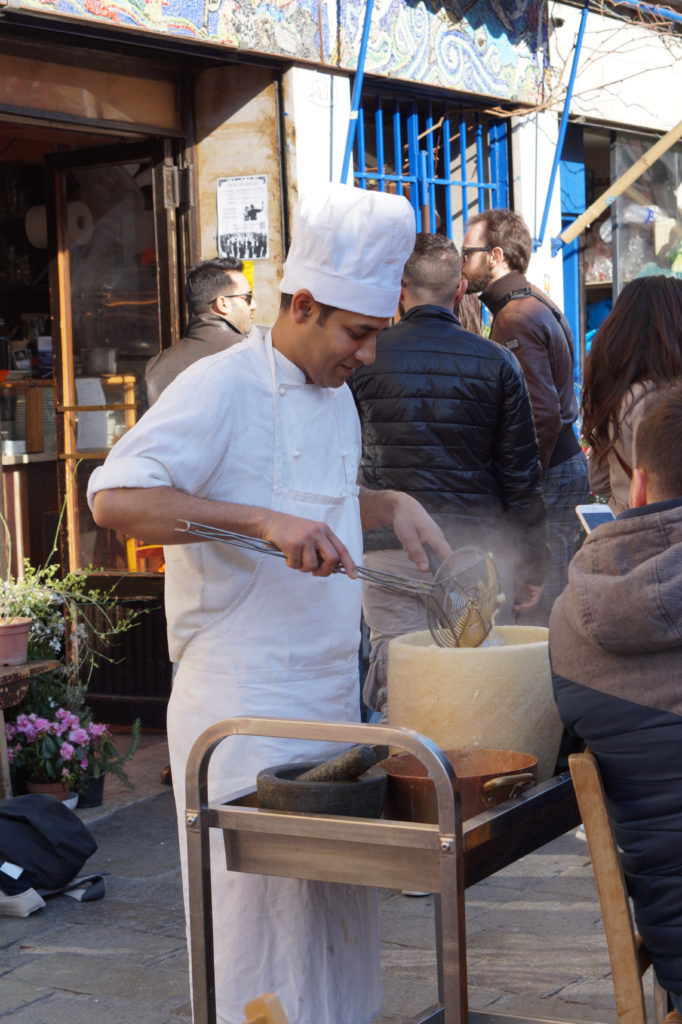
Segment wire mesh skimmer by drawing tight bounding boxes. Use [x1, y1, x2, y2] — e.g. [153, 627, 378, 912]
[176, 521, 501, 648]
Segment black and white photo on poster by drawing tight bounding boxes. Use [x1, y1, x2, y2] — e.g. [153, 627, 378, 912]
[217, 175, 269, 260]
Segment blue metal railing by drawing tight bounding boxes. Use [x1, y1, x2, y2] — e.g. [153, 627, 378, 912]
[351, 94, 508, 236]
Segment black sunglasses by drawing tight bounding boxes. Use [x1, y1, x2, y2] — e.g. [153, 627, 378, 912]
[461, 246, 492, 262]
[223, 291, 253, 305]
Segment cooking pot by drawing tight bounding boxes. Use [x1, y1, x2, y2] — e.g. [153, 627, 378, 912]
[379, 748, 537, 823]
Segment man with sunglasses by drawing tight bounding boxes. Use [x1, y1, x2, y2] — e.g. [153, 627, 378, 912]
[462, 209, 588, 625]
[145, 256, 258, 405]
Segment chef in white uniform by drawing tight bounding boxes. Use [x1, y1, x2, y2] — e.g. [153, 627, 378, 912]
[88, 183, 450, 1024]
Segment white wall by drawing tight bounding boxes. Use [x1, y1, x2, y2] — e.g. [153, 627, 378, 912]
[511, 111, 566, 307]
[552, 3, 682, 132]
[280, 67, 352, 231]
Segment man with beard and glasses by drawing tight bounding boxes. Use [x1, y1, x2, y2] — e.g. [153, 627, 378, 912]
[461, 209, 588, 625]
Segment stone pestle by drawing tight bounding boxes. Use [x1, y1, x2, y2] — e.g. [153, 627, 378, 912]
[296, 745, 378, 783]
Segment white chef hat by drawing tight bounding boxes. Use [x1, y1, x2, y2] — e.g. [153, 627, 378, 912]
[279, 183, 416, 318]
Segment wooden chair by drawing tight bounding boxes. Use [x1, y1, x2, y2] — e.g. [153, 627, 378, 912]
[569, 751, 678, 1024]
[242, 993, 290, 1024]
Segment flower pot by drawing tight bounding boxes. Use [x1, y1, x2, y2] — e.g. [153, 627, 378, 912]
[77, 774, 105, 808]
[25, 779, 69, 801]
[0, 617, 31, 665]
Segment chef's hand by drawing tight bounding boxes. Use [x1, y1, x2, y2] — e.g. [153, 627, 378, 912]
[261, 510, 356, 578]
[514, 579, 544, 614]
[391, 493, 452, 572]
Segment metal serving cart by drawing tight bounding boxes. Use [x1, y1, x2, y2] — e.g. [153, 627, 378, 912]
[185, 717, 579, 1024]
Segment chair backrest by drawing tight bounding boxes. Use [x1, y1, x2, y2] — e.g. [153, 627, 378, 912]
[569, 751, 651, 1024]
[242, 993, 290, 1024]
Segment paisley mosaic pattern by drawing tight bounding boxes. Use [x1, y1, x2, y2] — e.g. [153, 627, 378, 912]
[22, 0, 546, 103]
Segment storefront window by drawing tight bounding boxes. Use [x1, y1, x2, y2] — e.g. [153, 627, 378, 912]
[611, 132, 682, 289]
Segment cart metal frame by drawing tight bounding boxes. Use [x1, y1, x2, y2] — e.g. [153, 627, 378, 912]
[185, 717, 580, 1024]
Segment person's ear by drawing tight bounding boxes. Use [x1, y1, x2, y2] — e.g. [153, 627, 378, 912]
[291, 289, 315, 324]
[213, 294, 229, 315]
[630, 467, 648, 508]
[455, 278, 468, 304]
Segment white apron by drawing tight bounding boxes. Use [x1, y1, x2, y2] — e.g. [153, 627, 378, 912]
[167, 335, 381, 1024]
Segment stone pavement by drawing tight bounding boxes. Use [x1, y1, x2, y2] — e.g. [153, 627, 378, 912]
[0, 734, 636, 1024]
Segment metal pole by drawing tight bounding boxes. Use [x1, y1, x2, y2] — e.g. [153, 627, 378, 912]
[340, 0, 375, 185]
[534, 0, 590, 251]
[419, 149, 430, 231]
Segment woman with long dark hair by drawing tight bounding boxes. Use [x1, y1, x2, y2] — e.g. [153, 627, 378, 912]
[581, 275, 682, 514]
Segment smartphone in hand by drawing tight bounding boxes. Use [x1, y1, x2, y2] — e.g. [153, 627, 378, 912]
[575, 504, 616, 533]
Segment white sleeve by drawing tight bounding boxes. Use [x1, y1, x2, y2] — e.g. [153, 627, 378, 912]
[87, 357, 235, 509]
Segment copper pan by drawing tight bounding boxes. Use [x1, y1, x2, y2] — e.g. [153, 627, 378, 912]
[380, 748, 537, 823]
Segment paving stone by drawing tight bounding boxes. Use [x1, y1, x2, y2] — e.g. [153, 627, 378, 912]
[1, 990, 192, 1024]
[8, 951, 189, 1001]
[12, 921, 184, 964]
[0, 978, 54, 1015]
[379, 891, 438, 949]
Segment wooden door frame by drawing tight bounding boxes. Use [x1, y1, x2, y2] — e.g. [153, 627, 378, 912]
[45, 137, 184, 574]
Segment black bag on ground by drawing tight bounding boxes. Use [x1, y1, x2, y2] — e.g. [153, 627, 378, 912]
[0, 793, 97, 895]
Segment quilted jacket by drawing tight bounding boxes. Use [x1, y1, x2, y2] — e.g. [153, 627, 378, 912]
[350, 304, 549, 583]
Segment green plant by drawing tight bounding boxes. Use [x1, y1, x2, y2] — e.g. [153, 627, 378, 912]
[1, 494, 141, 679]
[6, 708, 141, 791]
[1, 480, 147, 788]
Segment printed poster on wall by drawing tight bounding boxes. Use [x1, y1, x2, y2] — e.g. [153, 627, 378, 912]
[217, 175, 269, 260]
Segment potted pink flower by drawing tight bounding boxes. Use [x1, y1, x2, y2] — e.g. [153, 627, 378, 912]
[76, 717, 140, 808]
[5, 709, 90, 799]
[5, 708, 140, 807]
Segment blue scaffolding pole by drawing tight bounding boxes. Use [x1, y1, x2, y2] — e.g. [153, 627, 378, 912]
[534, 0, 590, 253]
[340, 0, 375, 185]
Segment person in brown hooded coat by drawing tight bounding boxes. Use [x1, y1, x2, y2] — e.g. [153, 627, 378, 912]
[550, 383, 682, 1014]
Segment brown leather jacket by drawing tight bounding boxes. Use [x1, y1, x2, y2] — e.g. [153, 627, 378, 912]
[481, 271, 579, 475]
[144, 312, 245, 406]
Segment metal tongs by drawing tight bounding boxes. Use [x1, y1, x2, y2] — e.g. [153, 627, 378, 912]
[175, 520, 502, 648]
[175, 519, 436, 599]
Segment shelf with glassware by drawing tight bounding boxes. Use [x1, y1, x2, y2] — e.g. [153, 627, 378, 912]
[1, 379, 59, 575]
[584, 207, 682, 290]
[1, 378, 56, 458]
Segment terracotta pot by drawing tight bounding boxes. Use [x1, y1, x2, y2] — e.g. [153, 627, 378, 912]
[0, 617, 31, 666]
[380, 748, 538, 823]
[25, 778, 69, 801]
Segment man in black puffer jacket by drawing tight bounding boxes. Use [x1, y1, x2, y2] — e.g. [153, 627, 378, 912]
[551, 384, 682, 1013]
[350, 233, 549, 714]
